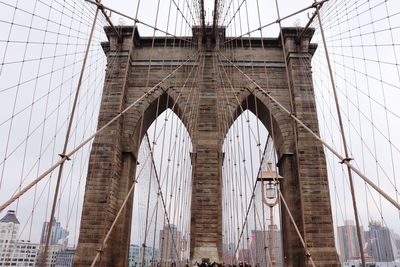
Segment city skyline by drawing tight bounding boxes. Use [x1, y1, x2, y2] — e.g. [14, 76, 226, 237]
[0, 210, 76, 267]
[337, 219, 400, 265]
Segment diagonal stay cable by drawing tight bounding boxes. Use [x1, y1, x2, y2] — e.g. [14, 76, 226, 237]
[40, 7, 102, 263]
[218, 52, 400, 211]
[85, 0, 194, 45]
[90, 50, 201, 266]
[313, 3, 366, 266]
[216, 53, 312, 265]
[216, 54, 273, 264]
[0, 51, 199, 213]
[223, 0, 328, 45]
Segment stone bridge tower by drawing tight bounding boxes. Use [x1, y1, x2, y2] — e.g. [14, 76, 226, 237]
[73, 25, 339, 267]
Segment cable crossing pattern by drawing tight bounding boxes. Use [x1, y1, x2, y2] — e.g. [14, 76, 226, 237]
[0, 0, 399, 267]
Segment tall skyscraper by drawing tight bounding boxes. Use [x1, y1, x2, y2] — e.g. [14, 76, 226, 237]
[337, 220, 363, 263]
[40, 219, 69, 246]
[37, 219, 70, 267]
[159, 224, 182, 267]
[0, 210, 39, 266]
[365, 221, 397, 262]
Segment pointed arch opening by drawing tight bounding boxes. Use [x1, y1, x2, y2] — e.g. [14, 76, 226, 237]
[129, 107, 193, 266]
[222, 106, 284, 266]
[124, 90, 193, 157]
[228, 92, 286, 158]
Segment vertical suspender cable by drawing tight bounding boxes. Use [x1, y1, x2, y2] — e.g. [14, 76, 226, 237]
[41, 6, 100, 265]
[218, 52, 400, 210]
[273, 2, 309, 261]
[313, 3, 366, 267]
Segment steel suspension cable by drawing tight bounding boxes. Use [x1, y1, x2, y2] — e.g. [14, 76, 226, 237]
[218, 52, 400, 210]
[0, 51, 199, 213]
[40, 6, 101, 263]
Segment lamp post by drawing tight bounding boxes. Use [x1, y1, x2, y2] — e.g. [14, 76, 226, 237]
[257, 162, 283, 267]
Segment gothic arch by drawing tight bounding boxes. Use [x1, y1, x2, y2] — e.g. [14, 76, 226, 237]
[75, 25, 339, 267]
[225, 88, 288, 159]
[74, 78, 195, 267]
[121, 87, 193, 158]
[222, 84, 339, 265]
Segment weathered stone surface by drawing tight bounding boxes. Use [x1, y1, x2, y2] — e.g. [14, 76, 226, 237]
[73, 26, 339, 267]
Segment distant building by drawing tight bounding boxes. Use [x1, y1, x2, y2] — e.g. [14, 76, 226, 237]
[40, 219, 69, 246]
[337, 220, 363, 263]
[238, 248, 251, 264]
[129, 244, 140, 266]
[268, 225, 283, 267]
[37, 245, 65, 267]
[344, 259, 400, 267]
[128, 244, 157, 267]
[250, 227, 282, 267]
[37, 245, 76, 267]
[251, 230, 268, 266]
[365, 221, 397, 262]
[392, 232, 400, 260]
[55, 248, 75, 267]
[159, 224, 182, 267]
[0, 239, 39, 267]
[222, 243, 236, 265]
[0, 210, 39, 266]
[37, 219, 71, 267]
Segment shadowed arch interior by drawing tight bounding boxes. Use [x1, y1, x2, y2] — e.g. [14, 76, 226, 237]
[228, 91, 285, 158]
[124, 89, 193, 158]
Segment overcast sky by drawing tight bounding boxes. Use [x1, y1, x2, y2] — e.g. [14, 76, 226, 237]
[0, 0, 399, 259]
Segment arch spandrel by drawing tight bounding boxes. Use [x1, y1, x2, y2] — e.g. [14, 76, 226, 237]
[75, 25, 340, 267]
[224, 87, 294, 160]
[121, 87, 193, 156]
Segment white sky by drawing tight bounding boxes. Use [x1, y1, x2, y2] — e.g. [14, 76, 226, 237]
[0, 0, 399, 259]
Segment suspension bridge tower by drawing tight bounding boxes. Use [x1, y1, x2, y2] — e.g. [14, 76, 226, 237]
[73, 24, 339, 267]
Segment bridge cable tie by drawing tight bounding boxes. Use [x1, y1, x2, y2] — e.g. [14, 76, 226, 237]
[58, 154, 71, 161]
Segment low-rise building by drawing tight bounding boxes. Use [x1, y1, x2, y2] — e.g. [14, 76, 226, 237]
[55, 248, 75, 267]
[0, 210, 39, 266]
[344, 259, 400, 267]
[129, 244, 158, 267]
[36, 245, 65, 267]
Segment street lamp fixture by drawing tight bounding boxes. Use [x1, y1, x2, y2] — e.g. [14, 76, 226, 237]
[257, 162, 283, 207]
[257, 162, 283, 267]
